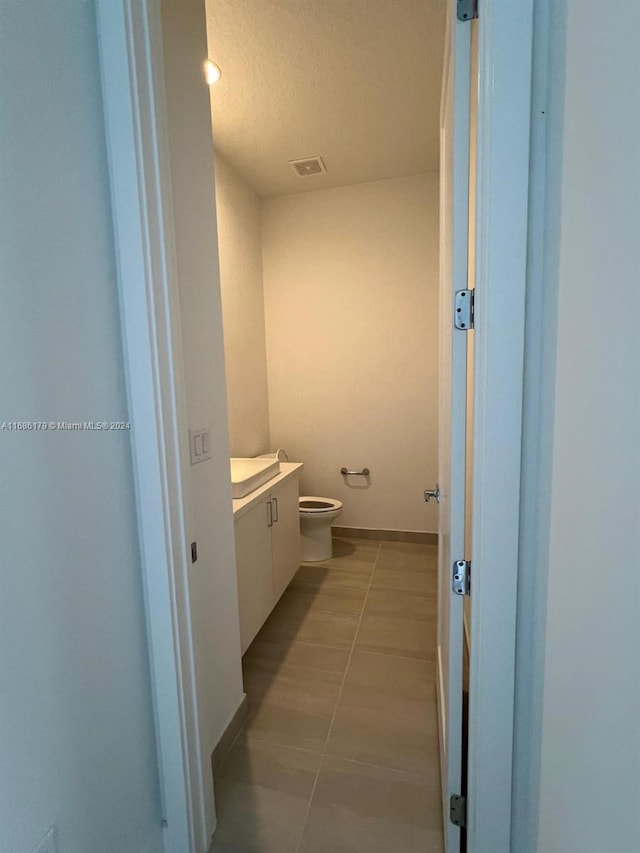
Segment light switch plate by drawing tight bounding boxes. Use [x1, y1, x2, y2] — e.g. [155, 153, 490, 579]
[189, 428, 212, 465]
[32, 825, 58, 853]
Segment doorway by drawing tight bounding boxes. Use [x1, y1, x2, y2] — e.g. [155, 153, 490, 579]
[206, 2, 448, 850]
[96, 1, 534, 851]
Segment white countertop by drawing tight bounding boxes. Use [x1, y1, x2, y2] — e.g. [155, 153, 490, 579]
[232, 461, 303, 521]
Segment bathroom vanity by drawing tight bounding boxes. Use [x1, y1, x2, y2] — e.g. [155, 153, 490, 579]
[232, 462, 303, 654]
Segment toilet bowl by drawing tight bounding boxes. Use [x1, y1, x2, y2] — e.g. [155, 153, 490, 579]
[299, 496, 343, 562]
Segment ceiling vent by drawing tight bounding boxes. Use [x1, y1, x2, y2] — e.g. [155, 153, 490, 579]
[289, 156, 327, 178]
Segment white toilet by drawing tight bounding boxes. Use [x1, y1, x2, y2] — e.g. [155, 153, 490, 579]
[299, 496, 343, 561]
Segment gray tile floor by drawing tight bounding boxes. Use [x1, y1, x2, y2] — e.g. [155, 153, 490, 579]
[211, 537, 443, 853]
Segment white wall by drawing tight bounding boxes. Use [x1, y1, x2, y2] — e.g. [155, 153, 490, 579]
[538, 3, 640, 849]
[262, 174, 439, 533]
[0, 3, 163, 852]
[160, 0, 245, 796]
[516, 3, 640, 850]
[214, 154, 271, 457]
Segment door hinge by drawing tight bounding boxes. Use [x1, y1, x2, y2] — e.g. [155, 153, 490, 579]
[454, 289, 474, 330]
[457, 0, 478, 21]
[452, 560, 471, 596]
[450, 793, 467, 827]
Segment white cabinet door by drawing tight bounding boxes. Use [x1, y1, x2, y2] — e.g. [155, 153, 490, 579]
[271, 476, 301, 602]
[234, 494, 274, 654]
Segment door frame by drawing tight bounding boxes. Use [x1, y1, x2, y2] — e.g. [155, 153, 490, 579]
[436, 5, 471, 852]
[95, 0, 535, 851]
[96, 2, 210, 852]
[467, 1, 534, 850]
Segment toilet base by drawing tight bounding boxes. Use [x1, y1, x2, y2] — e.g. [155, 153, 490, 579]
[301, 522, 334, 561]
[299, 499, 342, 562]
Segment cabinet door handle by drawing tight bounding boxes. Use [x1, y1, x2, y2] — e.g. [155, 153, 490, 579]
[267, 500, 273, 527]
[272, 497, 278, 523]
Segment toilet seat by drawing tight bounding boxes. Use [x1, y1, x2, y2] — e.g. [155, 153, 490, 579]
[299, 496, 343, 514]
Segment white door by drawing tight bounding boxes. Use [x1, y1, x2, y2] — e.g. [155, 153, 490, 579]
[437, 4, 472, 851]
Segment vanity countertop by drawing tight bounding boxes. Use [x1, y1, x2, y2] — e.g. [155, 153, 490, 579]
[232, 461, 303, 521]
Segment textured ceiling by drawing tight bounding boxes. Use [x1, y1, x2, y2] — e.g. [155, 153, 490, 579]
[205, 0, 445, 198]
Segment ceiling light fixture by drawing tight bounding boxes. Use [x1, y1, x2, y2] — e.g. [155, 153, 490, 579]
[203, 60, 221, 86]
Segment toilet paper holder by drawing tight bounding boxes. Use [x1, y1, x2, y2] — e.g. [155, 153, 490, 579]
[340, 467, 370, 476]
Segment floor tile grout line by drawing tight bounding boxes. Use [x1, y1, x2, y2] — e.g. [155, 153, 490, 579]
[294, 542, 382, 853]
[245, 636, 363, 657]
[294, 753, 325, 853]
[234, 545, 383, 788]
[241, 731, 437, 783]
[247, 639, 437, 666]
[321, 745, 438, 782]
[249, 638, 362, 654]
[320, 541, 381, 751]
[339, 647, 438, 665]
